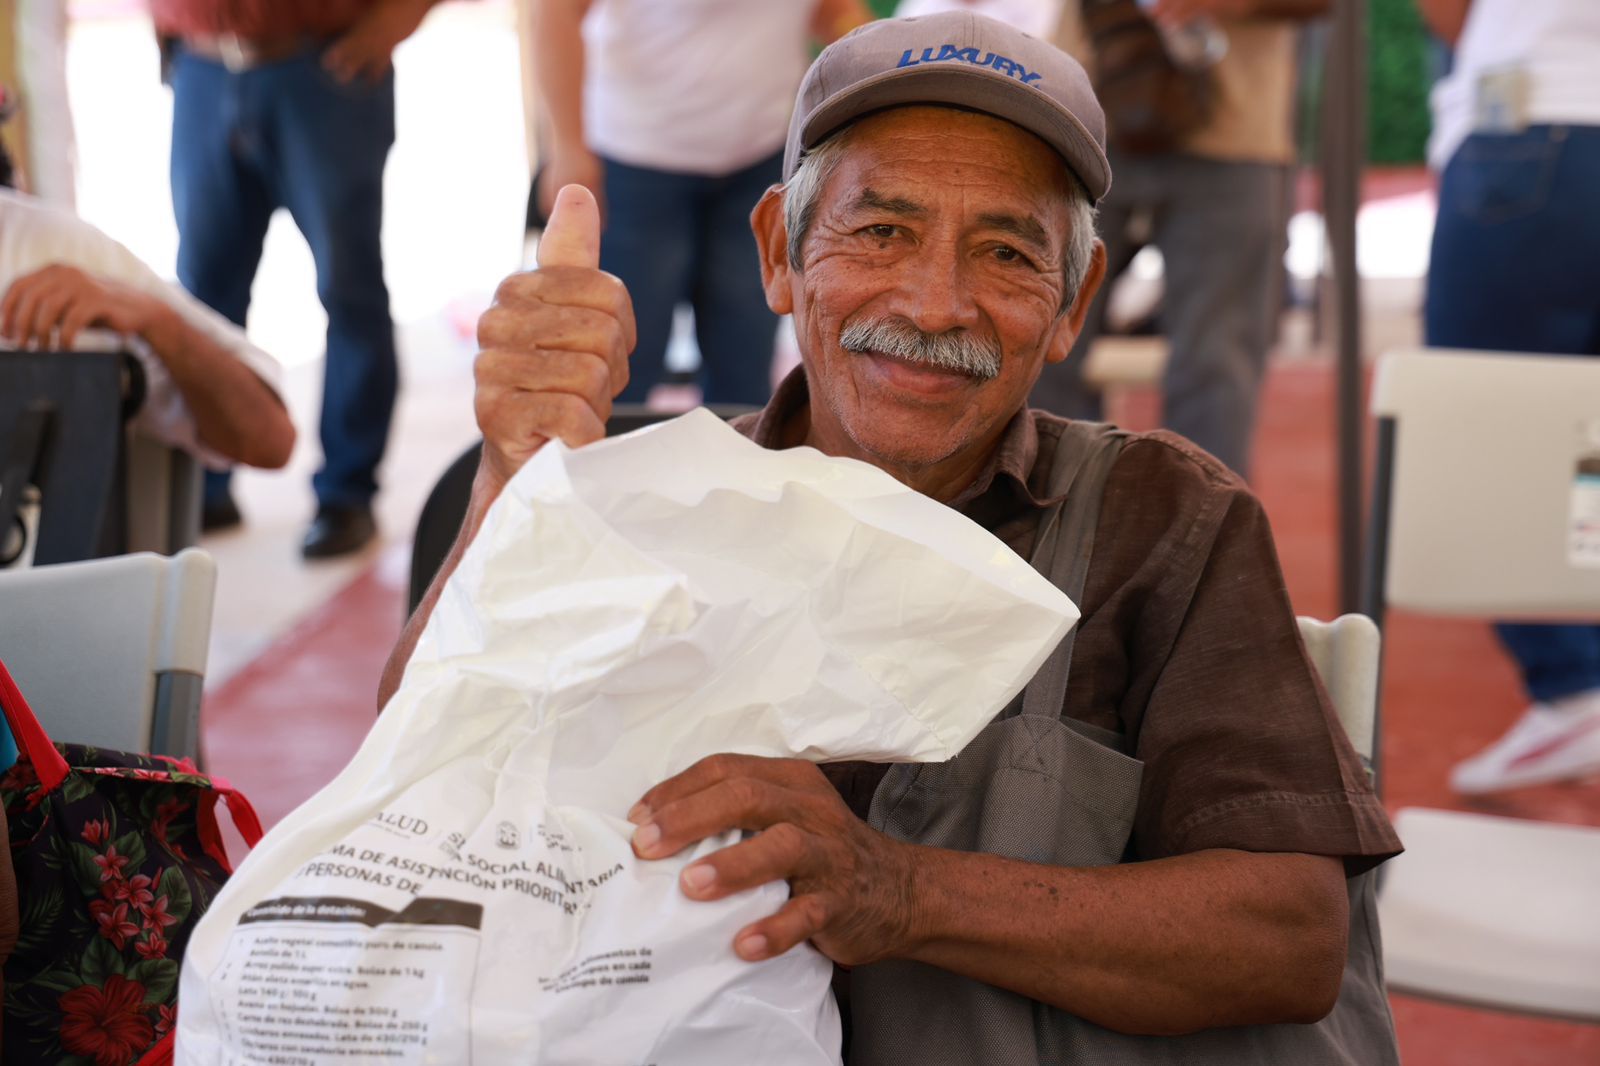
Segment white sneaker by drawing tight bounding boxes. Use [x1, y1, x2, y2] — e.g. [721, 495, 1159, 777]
[1450, 690, 1600, 794]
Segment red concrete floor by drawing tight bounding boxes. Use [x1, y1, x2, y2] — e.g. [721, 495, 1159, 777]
[204, 358, 1600, 1064]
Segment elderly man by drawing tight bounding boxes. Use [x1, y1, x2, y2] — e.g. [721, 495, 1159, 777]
[384, 13, 1400, 1061]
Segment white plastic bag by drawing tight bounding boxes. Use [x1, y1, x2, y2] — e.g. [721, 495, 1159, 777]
[177, 409, 1077, 1064]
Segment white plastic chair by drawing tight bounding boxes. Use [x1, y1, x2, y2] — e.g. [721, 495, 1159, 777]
[0, 547, 216, 761]
[1297, 613, 1380, 763]
[1366, 347, 1600, 1021]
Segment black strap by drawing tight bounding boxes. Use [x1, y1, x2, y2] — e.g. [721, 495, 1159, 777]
[1021, 422, 1128, 721]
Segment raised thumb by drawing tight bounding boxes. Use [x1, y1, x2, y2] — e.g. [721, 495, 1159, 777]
[538, 184, 602, 269]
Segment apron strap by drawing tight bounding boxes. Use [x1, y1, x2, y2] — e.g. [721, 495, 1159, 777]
[1021, 422, 1128, 721]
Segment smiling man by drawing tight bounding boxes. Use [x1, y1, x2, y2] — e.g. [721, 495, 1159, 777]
[385, 12, 1401, 1062]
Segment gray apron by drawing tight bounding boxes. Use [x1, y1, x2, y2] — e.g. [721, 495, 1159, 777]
[848, 421, 1400, 1066]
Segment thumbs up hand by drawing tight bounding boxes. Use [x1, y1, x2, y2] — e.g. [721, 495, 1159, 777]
[473, 184, 636, 497]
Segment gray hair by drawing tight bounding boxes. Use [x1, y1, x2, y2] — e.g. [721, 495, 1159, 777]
[783, 125, 1099, 313]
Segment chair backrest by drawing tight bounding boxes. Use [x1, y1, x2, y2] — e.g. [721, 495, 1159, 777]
[0, 548, 216, 759]
[0, 348, 128, 565]
[1296, 614, 1380, 763]
[1369, 349, 1600, 619]
[407, 404, 757, 615]
[122, 433, 203, 556]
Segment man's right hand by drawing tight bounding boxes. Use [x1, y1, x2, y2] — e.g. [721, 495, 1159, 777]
[473, 184, 635, 496]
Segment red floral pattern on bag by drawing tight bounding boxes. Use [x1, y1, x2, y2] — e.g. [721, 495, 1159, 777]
[3, 742, 248, 1064]
[59, 974, 156, 1066]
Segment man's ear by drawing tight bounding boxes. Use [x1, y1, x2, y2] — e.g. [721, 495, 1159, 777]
[751, 186, 795, 316]
[1045, 239, 1107, 365]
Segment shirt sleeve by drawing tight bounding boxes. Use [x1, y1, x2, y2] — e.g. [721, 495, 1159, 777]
[1104, 436, 1401, 875]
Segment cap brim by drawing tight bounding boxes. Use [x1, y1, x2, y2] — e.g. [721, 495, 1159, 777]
[792, 63, 1111, 202]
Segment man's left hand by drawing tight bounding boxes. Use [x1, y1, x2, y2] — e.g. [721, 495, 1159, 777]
[0, 265, 164, 350]
[630, 754, 921, 966]
[323, 0, 433, 84]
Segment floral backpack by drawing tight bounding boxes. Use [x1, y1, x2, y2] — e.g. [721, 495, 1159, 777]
[0, 659, 262, 1064]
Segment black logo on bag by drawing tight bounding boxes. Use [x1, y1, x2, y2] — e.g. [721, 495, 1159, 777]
[496, 821, 521, 849]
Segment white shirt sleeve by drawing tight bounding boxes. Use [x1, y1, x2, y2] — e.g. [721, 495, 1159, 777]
[0, 190, 285, 469]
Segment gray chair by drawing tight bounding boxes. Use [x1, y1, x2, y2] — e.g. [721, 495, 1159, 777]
[1365, 348, 1600, 1021]
[0, 547, 216, 762]
[1, 341, 203, 567]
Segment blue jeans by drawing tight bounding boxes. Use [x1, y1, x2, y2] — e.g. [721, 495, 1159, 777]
[1425, 124, 1600, 703]
[599, 152, 782, 406]
[171, 45, 398, 509]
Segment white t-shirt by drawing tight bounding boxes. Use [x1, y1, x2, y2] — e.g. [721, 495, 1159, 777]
[0, 189, 283, 469]
[1429, 0, 1600, 170]
[896, 0, 1063, 40]
[582, 0, 815, 174]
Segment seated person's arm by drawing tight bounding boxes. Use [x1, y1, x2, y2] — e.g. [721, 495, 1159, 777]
[0, 264, 294, 469]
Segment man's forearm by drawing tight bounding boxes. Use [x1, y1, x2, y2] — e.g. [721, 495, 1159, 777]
[1241, 0, 1329, 19]
[811, 0, 872, 45]
[900, 846, 1348, 1035]
[1416, 0, 1471, 44]
[378, 465, 504, 710]
[141, 305, 294, 469]
[534, 0, 591, 153]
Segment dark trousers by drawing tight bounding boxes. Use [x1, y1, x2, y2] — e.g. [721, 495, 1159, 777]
[171, 45, 398, 509]
[1425, 124, 1600, 703]
[598, 151, 783, 406]
[1030, 151, 1288, 478]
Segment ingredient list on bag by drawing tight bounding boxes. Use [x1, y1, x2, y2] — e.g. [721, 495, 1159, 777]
[206, 807, 644, 1062]
[209, 895, 481, 1063]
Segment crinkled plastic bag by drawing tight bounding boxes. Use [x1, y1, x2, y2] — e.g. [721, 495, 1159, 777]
[177, 409, 1077, 1064]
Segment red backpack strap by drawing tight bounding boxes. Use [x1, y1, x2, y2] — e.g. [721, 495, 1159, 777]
[195, 774, 265, 872]
[135, 1030, 175, 1065]
[211, 776, 265, 848]
[0, 658, 70, 792]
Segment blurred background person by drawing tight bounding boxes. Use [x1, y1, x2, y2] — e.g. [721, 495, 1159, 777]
[1420, 0, 1600, 794]
[154, 0, 446, 558]
[0, 0, 78, 206]
[1034, 0, 1326, 478]
[532, 0, 871, 410]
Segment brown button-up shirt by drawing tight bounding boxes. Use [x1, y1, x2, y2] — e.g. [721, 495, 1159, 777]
[152, 0, 373, 41]
[739, 370, 1400, 873]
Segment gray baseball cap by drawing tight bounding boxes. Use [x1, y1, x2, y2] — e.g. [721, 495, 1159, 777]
[783, 11, 1111, 201]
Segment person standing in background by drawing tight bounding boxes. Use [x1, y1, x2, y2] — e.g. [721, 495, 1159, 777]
[155, 0, 446, 558]
[0, 0, 77, 206]
[1420, 0, 1600, 794]
[1034, 0, 1325, 478]
[532, 0, 871, 409]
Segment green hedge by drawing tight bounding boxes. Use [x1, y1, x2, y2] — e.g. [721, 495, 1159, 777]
[1367, 0, 1432, 164]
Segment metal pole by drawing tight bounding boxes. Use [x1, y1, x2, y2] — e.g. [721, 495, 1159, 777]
[1323, 0, 1367, 617]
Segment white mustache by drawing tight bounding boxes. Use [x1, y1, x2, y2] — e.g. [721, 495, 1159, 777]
[839, 317, 1001, 381]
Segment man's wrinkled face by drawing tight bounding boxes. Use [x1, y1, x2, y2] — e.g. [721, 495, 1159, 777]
[756, 107, 1099, 496]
